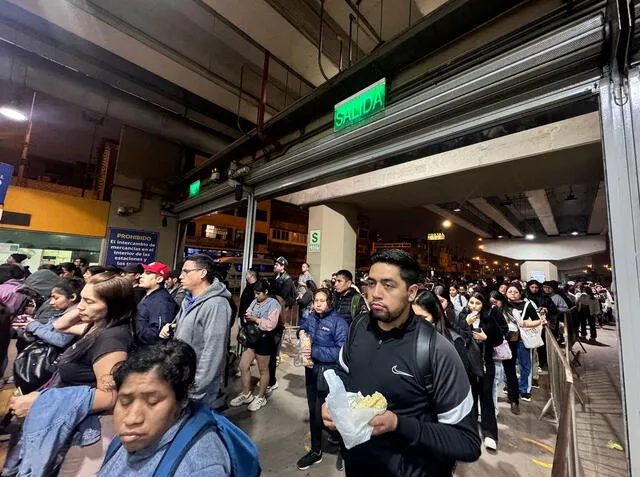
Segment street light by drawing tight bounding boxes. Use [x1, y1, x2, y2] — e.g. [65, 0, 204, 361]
[0, 105, 27, 121]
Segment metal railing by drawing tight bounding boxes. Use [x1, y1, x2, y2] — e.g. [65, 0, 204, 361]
[540, 324, 581, 477]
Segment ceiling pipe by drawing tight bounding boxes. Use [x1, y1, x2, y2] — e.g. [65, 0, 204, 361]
[0, 40, 229, 155]
[317, 0, 331, 81]
[344, 0, 383, 44]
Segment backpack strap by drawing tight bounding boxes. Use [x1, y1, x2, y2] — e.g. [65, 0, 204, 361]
[103, 436, 122, 466]
[414, 319, 437, 419]
[154, 404, 216, 477]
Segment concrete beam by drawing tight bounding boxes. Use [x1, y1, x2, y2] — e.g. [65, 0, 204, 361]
[422, 204, 492, 238]
[278, 113, 601, 207]
[468, 197, 524, 237]
[200, 0, 338, 86]
[526, 189, 559, 235]
[481, 235, 607, 261]
[6, 0, 260, 122]
[588, 181, 608, 234]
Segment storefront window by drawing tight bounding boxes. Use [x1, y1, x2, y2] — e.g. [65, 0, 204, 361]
[0, 229, 102, 268]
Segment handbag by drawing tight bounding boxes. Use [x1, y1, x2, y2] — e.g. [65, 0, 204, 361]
[492, 339, 513, 360]
[13, 340, 64, 394]
[237, 322, 264, 348]
[519, 324, 544, 349]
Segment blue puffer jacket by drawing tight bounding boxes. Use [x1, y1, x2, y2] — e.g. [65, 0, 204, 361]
[299, 308, 348, 364]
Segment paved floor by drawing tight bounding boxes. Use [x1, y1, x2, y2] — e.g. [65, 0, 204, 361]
[572, 325, 629, 477]
[227, 340, 558, 477]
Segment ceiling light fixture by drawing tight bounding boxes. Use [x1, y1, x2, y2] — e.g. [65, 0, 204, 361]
[525, 234, 535, 240]
[571, 231, 579, 236]
[565, 186, 577, 201]
[441, 219, 452, 228]
[453, 207, 461, 212]
[497, 235, 504, 239]
[0, 106, 27, 121]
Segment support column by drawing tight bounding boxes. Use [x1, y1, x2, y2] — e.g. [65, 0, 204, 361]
[240, 189, 257, 295]
[519, 261, 558, 282]
[307, 204, 357, 284]
[599, 68, 640, 475]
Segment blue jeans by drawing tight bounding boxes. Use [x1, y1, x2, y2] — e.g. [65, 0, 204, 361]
[517, 340, 532, 394]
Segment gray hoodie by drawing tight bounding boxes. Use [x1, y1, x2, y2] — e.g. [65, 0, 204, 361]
[174, 279, 232, 408]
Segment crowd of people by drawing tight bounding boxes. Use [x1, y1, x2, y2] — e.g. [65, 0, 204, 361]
[0, 249, 614, 476]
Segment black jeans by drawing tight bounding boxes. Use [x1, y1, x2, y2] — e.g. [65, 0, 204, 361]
[502, 339, 520, 404]
[268, 330, 283, 387]
[579, 308, 597, 339]
[305, 366, 328, 453]
[471, 359, 497, 441]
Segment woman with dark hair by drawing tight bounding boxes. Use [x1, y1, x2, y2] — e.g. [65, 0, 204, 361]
[504, 282, 543, 405]
[459, 292, 503, 451]
[230, 279, 281, 412]
[433, 285, 458, 330]
[84, 265, 107, 281]
[295, 288, 348, 471]
[98, 340, 232, 476]
[20, 278, 84, 348]
[412, 290, 473, 383]
[9, 272, 136, 475]
[59, 262, 81, 279]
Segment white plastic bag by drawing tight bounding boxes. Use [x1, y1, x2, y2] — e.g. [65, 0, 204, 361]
[323, 370, 386, 449]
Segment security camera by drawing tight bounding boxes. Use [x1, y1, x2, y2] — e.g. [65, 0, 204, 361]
[116, 206, 137, 216]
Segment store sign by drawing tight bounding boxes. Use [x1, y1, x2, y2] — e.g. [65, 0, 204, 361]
[427, 232, 446, 241]
[334, 78, 386, 132]
[105, 228, 158, 267]
[0, 162, 14, 204]
[308, 230, 321, 253]
[189, 180, 201, 198]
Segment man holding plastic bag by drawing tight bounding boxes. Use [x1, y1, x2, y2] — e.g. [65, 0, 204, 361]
[322, 249, 481, 476]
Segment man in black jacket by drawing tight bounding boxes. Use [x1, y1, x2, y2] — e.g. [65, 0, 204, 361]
[322, 249, 481, 477]
[238, 270, 258, 320]
[136, 262, 179, 345]
[332, 269, 368, 325]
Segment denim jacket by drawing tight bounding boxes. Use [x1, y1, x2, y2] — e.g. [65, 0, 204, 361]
[4, 386, 101, 477]
[25, 307, 77, 348]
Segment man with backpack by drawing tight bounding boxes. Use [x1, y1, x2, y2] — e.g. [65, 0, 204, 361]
[322, 249, 481, 477]
[332, 269, 368, 325]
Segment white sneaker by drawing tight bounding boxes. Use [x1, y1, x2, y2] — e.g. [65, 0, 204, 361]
[266, 381, 279, 394]
[484, 437, 497, 451]
[248, 395, 267, 412]
[229, 392, 254, 407]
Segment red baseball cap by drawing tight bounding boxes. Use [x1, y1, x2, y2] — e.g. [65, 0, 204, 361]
[142, 262, 170, 280]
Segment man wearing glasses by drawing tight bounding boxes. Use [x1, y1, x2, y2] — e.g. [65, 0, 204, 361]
[159, 253, 232, 409]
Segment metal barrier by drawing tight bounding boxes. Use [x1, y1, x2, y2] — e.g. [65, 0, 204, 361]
[563, 307, 586, 369]
[540, 324, 581, 477]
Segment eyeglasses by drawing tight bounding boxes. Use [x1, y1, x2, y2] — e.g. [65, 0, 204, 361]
[181, 268, 203, 275]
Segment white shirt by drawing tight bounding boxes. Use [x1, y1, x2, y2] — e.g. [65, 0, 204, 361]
[451, 294, 467, 316]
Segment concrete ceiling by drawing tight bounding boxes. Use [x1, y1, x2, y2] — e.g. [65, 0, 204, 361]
[2, 0, 439, 124]
[279, 112, 606, 240]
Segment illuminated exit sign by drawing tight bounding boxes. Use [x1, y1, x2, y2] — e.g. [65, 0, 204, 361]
[334, 78, 386, 132]
[189, 180, 201, 198]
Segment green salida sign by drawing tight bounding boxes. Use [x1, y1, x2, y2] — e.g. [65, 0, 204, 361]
[334, 78, 386, 132]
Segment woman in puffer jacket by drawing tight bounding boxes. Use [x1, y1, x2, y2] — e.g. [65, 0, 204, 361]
[296, 288, 349, 471]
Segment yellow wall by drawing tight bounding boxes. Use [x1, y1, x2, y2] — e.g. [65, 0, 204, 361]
[1, 186, 110, 237]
